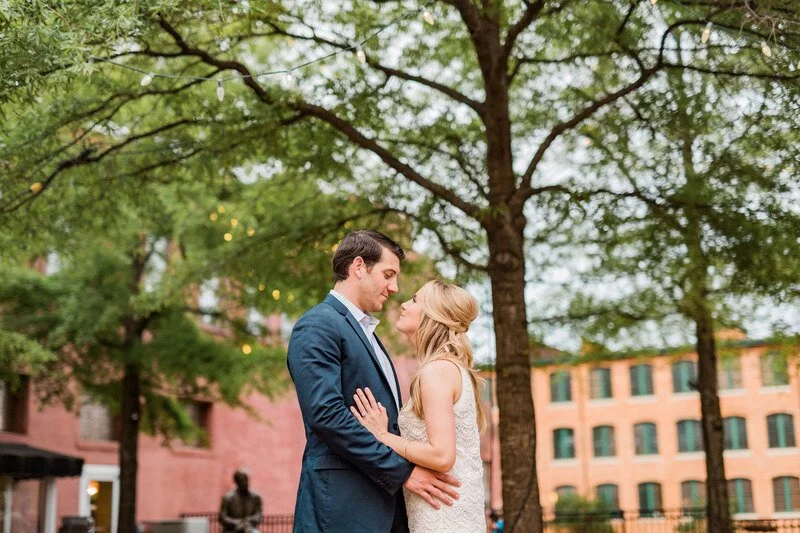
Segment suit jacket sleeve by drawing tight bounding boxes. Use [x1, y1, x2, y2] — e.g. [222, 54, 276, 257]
[287, 318, 414, 494]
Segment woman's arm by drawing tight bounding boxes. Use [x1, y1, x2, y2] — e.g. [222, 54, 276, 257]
[352, 360, 462, 473]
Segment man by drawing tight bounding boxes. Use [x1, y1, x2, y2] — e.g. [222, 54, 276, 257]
[219, 470, 263, 533]
[287, 230, 460, 533]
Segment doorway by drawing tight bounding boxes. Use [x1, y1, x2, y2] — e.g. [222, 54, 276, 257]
[79, 466, 119, 533]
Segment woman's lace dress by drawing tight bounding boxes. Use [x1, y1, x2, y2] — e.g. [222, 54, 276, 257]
[399, 364, 486, 533]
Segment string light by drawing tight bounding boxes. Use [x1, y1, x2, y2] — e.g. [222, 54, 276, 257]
[91, 1, 436, 90]
[223, 232, 233, 241]
[258, 282, 266, 291]
[701, 23, 712, 44]
[241, 343, 252, 355]
[217, 205, 226, 213]
[29, 182, 43, 193]
[247, 227, 255, 236]
[761, 41, 772, 57]
[356, 49, 367, 64]
[209, 213, 218, 221]
[230, 218, 238, 226]
[272, 289, 281, 300]
[216, 80, 225, 102]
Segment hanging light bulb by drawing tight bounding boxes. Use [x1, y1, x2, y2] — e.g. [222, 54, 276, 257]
[761, 41, 772, 57]
[356, 49, 367, 64]
[283, 72, 295, 88]
[701, 23, 712, 44]
[140, 73, 154, 86]
[216, 80, 225, 102]
[422, 10, 435, 25]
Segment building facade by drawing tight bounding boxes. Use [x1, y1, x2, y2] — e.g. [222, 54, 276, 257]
[481, 333, 800, 519]
[0, 352, 421, 533]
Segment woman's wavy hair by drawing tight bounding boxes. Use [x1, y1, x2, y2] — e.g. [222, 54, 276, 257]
[407, 280, 486, 433]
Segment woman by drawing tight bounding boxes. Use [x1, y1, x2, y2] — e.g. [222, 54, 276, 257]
[350, 279, 486, 533]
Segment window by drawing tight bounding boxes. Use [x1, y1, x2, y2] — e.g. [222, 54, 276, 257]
[553, 428, 575, 459]
[182, 400, 212, 448]
[592, 425, 615, 457]
[550, 371, 572, 403]
[79, 396, 118, 441]
[728, 478, 754, 514]
[672, 360, 697, 393]
[589, 367, 612, 399]
[556, 485, 577, 497]
[0, 378, 28, 434]
[761, 351, 789, 386]
[634, 422, 658, 455]
[718, 355, 743, 390]
[681, 480, 706, 510]
[723, 417, 748, 450]
[773, 476, 800, 513]
[596, 484, 620, 511]
[630, 364, 653, 396]
[767, 414, 796, 448]
[677, 419, 703, 453]
[638, 482, 662, 516]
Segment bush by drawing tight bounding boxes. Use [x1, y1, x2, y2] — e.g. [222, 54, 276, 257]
[551, 493, 615, 533]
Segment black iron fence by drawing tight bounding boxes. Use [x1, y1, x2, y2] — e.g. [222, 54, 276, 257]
[179, 513, 293, 533]
[178, 510, 800, 533]
[542, 509, 800, 533]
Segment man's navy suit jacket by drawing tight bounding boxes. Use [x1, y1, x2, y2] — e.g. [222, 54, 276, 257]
[287, 294, 415, 532]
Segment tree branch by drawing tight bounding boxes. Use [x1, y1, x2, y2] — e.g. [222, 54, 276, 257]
[155, 17, 483, 221]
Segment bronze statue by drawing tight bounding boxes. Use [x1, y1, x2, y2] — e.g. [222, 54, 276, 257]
[219, 470, 263, 533]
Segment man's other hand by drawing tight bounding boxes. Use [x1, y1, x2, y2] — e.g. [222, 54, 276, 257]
[403, 466, 460, 510]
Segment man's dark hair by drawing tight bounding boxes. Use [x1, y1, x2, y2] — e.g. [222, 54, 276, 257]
[332, 230, 405, 283]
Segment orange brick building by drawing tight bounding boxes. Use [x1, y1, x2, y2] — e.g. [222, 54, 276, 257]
[481, 331, 800, 519]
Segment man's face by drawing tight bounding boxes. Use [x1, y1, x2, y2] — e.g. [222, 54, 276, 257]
[356, 247, 400, 313]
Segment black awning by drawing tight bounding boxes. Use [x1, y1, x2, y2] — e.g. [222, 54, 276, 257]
[0, 443, 83, 479]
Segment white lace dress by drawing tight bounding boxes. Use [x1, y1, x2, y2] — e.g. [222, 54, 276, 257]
[399, 365, 486, 533]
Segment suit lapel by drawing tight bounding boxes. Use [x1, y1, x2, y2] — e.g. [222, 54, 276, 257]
[324, 294, 399, 413]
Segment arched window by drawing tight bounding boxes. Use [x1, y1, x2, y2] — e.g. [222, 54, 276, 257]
[672, 360, 697, 393]
[634, 422, 658, 455]
[553, 428, 575, 459]
[596, 484, 619, 511]
[773, 476, 800, 513]
[630, 364, 653, 396]
[767, 414, 796, 448]
[728, 478, 754, 514]
[677, 419, 703, 453]
[638, 482, 662, 517]
[550, 370, 572, 402]
[592, 426, 615, 457]
[723, 417, 748, 450]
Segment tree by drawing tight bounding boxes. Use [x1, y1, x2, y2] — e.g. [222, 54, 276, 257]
[0, 99, 400, 532]
[3, 2, 798, 530]
[534, 29, 800, 533]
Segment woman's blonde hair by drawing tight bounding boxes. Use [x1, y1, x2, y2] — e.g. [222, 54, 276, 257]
[407, 280, 486, 433]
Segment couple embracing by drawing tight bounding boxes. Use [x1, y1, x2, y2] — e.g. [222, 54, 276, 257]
[287, 230, 486, 532]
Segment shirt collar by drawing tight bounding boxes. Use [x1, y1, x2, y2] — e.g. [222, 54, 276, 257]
[329, 290, 380, 331]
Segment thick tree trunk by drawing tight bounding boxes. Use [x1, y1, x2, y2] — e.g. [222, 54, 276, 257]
[694, 302, 732, 532]
[118, 362, 142, 533]
[487, 218, 542, 533]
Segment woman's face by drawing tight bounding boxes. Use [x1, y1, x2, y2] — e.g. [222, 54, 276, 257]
[396, 286, 426, 338]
